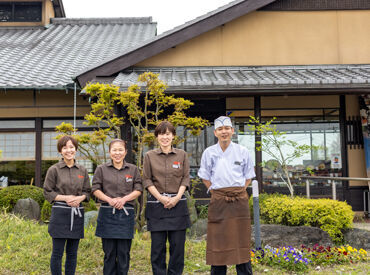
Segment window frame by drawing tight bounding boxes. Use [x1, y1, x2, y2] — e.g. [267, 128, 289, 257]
[0, 2, 42, 22]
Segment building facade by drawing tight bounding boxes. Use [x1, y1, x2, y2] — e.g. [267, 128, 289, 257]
[75, 0, 370, 211]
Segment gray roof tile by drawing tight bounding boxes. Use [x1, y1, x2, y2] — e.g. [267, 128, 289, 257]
[0, 18, 156, 89]
[112, 65, 370, 91]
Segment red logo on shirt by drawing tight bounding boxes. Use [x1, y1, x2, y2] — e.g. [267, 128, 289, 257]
[125, 175, 133, 178]
[173, 161, 180, 165]
[78, 175, 84, 179]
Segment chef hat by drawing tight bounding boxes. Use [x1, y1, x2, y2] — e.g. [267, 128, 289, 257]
[214, 116, 233, 129]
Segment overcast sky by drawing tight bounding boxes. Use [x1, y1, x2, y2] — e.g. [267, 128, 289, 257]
[63, 0, 232, 34]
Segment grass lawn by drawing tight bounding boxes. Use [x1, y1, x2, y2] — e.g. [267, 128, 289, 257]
[0, 212, 368, 274]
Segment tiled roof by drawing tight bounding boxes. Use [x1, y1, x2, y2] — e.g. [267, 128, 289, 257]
[0, 17, 156, 89]
[112, 65, 370, 91]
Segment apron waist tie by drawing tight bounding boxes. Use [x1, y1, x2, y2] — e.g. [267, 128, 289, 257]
[101, 204, 130, 216]
[70, 207, 82, 231]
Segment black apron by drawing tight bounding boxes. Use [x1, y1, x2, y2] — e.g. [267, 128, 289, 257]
[145, 193, 191, 232]
[95, 203, 135, 239]
[48, 202, 84, 239]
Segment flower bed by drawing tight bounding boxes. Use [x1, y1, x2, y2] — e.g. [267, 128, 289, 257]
[251, 244, 368, 273]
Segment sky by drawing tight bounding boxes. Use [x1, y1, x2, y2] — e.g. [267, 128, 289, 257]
[62, 0, 233, 34]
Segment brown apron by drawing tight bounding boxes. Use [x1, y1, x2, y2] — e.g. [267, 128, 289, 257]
[206, 187, 251, 266]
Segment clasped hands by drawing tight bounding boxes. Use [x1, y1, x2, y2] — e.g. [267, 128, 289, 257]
[65, 195, 85, 208]
[159, 195, 180, 209]
[108, 197, 127, 210]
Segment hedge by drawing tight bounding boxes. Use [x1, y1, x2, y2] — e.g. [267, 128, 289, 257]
[251, 193, 354, 244]
[0, 185, 45, 212]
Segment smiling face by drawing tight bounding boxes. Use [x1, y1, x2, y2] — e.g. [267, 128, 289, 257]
[214, 125, 234, 144]
[157, 129, 174, 149]
[61, 140, 76, 162]
[109, 141, 127, 165]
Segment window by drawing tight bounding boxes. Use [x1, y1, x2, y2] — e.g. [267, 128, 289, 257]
[0, 132, 35, 160]
[0, 132, 36, 186]
[0, 120, 35, 129]
[261, 122, 342, 187]
[0, 2, 42, 22]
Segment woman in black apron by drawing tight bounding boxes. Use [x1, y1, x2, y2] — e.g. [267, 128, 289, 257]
[92, 139, 142, 275]
[43, 136, 91, 275]
[143, 121, 191, 275]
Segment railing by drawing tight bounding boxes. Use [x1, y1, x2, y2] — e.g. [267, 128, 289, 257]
[299, 176, 370, 201]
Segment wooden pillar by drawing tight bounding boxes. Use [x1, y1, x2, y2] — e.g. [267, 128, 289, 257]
[340, 95, 349, 203]
[254, 95, 263, 191]
[35, 117, 42, 187]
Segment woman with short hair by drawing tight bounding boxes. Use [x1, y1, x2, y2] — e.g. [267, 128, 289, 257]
[92, 138, 142, 275]
[143, 121, 191, 275]
[44, 135, 91, 275]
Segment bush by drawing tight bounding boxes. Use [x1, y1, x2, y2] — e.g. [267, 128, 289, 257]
[196, 204, 209, 219]
[41, 199, 97, 222]
[40, 200, 52, 222]
[0, 185, 45, 212]
[255, 194, 354, 244]
[82, 199, 98, 212]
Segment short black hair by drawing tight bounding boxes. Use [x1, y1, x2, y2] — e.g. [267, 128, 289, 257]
[57, 136, 78, 152]
[108, 139, 126, 151]
[154, 121, 176, 137]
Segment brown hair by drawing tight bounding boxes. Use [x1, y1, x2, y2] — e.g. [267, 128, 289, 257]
[154, 121, 176, 137]
[57, 136, 78, 152]
[108, 139, 126, 151]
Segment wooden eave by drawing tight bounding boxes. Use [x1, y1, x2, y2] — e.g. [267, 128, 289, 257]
[75, 0, 277, 88]
[52, 0, 66, 18]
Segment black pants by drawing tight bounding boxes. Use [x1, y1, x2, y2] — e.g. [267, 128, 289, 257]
[102, 238, 132, 275]
[50, 238, 80, 275]
[211, 261, 253, 275]
[151, 230, 186, 275]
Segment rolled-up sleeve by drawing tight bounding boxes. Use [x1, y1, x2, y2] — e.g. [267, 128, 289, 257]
[91, 166, 103, 194]
[142, 153, 154, 189]
[43, 167, 58, 203]
[82, 168, 91, 201]
[197, 150, 211, 181]
[133, 166, 143, 192]
[180, 152, 190, 189]
[243, 151, 256, 180]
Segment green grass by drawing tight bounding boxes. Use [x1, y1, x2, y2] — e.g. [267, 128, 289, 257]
[0, 212, 368, 275]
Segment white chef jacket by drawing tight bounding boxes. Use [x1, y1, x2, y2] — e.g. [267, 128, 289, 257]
[198, 141, 255, 190]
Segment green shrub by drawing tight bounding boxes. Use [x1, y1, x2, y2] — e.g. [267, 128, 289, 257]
[196, 204, 209, 219]
[82, 199, 98, 212]
[40, 200, 52, 222]
[0, 185, 45, 212]
[41, 199, 97, 222]
[256, 194, 354, 244]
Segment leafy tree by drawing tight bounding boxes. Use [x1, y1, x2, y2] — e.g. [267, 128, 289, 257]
[119, 72, 209, 228]
[55, 72, 209, 229]
[55, 83, 124, 166]
[249, 116, 313, 197]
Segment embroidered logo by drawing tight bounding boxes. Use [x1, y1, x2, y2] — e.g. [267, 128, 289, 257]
[172, 161, 180, 169]
[77, 175, 84, 179]
[125, 175, 133, 183]
[234, 161, 241, 166]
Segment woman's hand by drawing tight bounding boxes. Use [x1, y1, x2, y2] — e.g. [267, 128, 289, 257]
[159, 195, 170, 206]
[164, 196, 180, 209]
[65, 195, 85, 207]
[113, 197, 127, 210]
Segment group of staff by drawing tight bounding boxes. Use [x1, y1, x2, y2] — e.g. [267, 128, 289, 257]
[43, 116, 255, 275]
